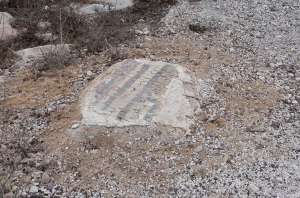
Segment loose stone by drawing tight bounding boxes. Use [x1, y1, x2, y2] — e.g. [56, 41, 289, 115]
[194, 146, 203, 153]
[29, 185, 39, 193]
[248, 184, 260, 193]
[71, 124, 80, 129]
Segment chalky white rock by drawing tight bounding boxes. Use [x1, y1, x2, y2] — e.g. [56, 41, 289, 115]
[81, 59, 201, 131]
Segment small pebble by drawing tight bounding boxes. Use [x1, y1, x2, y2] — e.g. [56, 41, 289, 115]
[248, 184, 260, 193]
[86, 71, 93, 76]
[194, 145, 203, 153]
[71, 124, 80, 129]
[29, 185, 39, 193]
[276, 177, 284, 183]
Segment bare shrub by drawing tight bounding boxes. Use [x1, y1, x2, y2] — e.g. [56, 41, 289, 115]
[0, 0, 177, 71]
[1, 0, 177, 52]
[0, 40, 13, 69]
[31, 49, 75, 80]
[76, 10, 135, 53]
[6, 0, 51, 8]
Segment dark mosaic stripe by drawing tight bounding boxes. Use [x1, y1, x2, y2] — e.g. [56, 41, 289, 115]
[143, 104, 160, 121]
[116, 64, 171, 121]
[102, 64, 151, 111]
[95, 60, 136, 98]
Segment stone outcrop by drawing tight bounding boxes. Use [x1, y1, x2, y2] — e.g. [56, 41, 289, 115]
[0, 12, 17, 40]
[81, 59, 201, 131]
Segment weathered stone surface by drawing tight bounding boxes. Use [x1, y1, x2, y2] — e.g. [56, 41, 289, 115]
[79, 4, 108, 15]
[0, 12, 17, 40]
[81, 59, 200, 131]
[101, 0, 133, 10]
[12, 44, 72, 69]
[15, 44, 72, 63]
[78, 0, 133, 15]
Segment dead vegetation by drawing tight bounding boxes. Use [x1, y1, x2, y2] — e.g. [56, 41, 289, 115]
[0, 1, 179, 196]
[0, 0, 177, 73]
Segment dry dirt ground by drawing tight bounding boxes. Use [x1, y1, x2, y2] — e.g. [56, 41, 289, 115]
[1, 0, 299, 197]
[1, 33, 235, 197]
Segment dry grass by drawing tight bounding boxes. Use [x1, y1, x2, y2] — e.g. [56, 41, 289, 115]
[0, 1, 180, 196]
[0, 0, 177, 70]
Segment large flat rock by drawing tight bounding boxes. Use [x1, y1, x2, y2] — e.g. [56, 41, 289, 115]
[81, 59, 201, 131]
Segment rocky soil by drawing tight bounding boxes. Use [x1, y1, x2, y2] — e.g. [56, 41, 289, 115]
[1, 0, 299, 197]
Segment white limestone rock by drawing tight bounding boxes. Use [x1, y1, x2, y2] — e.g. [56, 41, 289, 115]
[0, 12, 17, 40]
[80, 59, 201, 131]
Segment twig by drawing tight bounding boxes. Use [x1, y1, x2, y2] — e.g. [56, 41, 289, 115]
[200, 100, 219, 108]
[60, 8, 63, 44]
[104, 37, 116, 54]
[246, 126, 266, 133]
[246, 129, 266, 133]
[18, 143, 29, 158]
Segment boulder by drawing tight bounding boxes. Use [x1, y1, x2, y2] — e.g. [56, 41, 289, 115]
[0, 12, 17, 40]
[12, 44, 72, 69]
[15, 44, 72, 63]
[101, 0, 133, 10]
[81, 59, 201, 131]
[79, 4, 108, 15]
[78, 0, 133, 15]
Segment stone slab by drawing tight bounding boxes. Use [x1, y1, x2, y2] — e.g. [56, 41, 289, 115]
[81, 59, 201, 131]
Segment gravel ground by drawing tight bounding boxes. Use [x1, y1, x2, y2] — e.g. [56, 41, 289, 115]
[1, 0, 299, 197]
[158, 0, 300, 197]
